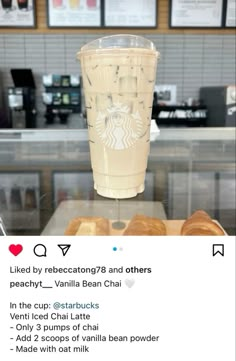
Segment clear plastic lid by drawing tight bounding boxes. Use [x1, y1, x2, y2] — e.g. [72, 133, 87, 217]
[80, 34, 156, 52]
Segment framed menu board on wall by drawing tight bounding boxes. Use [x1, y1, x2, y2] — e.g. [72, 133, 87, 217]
[169, 0, 224, 28]
[0, 0, 36, 28]
[47, 0, 102, 28]
[224, 0, 236, 27]
[104, 0, 157, 28]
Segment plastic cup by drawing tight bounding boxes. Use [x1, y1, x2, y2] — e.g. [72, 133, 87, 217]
[77, 34, 159, 199]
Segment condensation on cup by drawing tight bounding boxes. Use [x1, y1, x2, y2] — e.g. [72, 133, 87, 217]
[77, 34, 160, 199]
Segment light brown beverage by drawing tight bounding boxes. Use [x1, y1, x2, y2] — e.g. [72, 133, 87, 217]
[78, 35, 159, 199]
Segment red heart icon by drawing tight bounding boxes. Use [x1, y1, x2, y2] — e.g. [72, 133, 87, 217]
[9, 244, 23, 256]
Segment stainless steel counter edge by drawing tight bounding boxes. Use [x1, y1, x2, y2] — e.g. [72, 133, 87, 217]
[0, 127, 235, 142]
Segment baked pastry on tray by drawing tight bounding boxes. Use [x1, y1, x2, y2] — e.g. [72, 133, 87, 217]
[181, 210, 225, 236]
[123, 214, 166, 236]
[64, 216, 109, 236]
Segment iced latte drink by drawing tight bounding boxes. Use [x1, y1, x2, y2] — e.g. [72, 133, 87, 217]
[77, 35, 159, 199]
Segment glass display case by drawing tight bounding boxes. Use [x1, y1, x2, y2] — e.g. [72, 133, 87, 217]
[0, 127, 235, 235]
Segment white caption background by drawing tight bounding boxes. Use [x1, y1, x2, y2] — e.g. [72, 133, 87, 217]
[0, 236, 235, 361]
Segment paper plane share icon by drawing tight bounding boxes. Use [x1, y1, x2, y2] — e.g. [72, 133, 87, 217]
[58, 244, 71, 256]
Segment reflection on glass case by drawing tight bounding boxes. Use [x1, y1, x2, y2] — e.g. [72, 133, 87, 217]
[218, 172, 236, 233]
[53, 171, 94, 208]
[138, 171, 155, 201]
[168, 172, 216, 219]
[0, 172, 40, 231]
[52, 171, 155, 208]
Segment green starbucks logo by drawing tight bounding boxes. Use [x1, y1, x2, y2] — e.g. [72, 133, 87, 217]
[96, 102, 145, 150]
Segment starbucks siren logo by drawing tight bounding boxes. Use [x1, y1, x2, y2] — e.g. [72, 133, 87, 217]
[96, 102, 145, 150]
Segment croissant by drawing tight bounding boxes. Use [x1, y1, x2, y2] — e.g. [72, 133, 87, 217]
[123, 214, 166, 236]
[64, 216, 109, 235]
[181, 210, 225, 236]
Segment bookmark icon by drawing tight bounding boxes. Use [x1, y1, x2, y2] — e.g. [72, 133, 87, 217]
[212, 244, 224, 257]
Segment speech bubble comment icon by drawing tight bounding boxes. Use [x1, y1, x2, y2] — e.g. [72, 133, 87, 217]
[33, 244, 47, 257]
